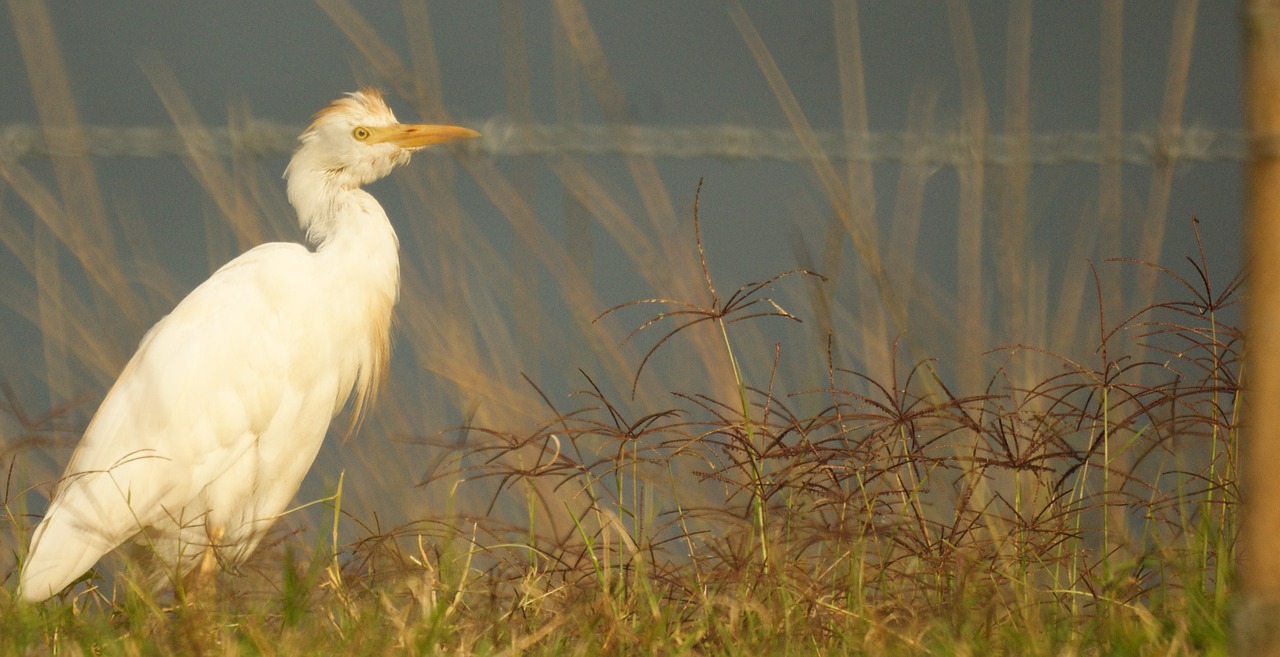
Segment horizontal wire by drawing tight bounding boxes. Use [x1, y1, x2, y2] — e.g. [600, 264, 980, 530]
[0, 120, 1266, 166]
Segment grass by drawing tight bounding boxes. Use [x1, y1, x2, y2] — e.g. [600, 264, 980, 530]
[0, 1, 1238, 655]
[0, 205, 1240, 655]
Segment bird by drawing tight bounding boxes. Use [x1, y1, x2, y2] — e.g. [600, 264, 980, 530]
[19, 89, 479, 602]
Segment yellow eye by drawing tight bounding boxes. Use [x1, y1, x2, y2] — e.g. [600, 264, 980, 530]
[352, 127, 371, 141]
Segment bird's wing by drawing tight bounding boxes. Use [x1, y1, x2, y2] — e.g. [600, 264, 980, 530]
[21, 242, 321, 599]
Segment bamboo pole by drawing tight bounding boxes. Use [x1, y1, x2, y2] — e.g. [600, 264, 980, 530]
[1239, 1, 1280, 655]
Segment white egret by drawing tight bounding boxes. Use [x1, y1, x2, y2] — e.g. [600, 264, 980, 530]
[19, 89, 479, 602]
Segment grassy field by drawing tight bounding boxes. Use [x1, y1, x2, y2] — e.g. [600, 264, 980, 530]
[0, 2, 1238, 655]
[0, 209, 1239, 655]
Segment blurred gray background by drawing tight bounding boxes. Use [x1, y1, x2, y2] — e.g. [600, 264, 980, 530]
[0, 1, 1245, 552]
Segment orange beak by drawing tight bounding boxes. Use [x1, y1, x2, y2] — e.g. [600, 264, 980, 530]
[367, 124, 480, 149]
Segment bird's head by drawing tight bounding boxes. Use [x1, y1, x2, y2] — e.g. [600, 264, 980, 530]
[286, 89, 479, 189]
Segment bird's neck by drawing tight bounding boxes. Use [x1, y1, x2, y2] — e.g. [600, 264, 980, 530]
[286, 168, 401, 290]
[287, 167, 386, 235]
[287, 168, 400, 422]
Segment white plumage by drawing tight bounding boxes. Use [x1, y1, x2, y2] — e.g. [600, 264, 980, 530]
[19, 89, 479, 602]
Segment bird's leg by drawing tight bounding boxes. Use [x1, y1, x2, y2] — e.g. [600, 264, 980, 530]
[198, 526, 223, 591]
[181, 526, 224, 603]
[171, 526, 226, 650]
